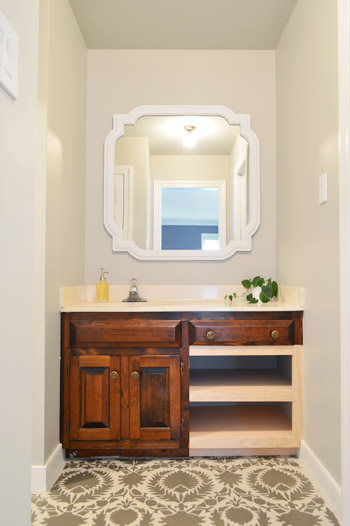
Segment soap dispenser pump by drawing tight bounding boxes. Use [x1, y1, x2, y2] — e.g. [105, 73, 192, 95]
[96, 268, 109, 302]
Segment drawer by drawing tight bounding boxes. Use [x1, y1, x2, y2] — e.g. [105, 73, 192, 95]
[189, 319, 296, 345]
[69, 319, 182, 347]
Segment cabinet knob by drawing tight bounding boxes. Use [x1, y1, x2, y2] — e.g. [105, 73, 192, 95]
[131, 371, 140, 379]
[110, 370, 119, 380]
[271, 330, 280, 339]
[206, 330, 215, 340]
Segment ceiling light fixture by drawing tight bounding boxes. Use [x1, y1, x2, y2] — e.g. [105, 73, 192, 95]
[183, 125, 197, 148]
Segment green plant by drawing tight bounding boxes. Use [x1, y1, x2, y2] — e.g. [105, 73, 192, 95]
[225, 276, 278, 304]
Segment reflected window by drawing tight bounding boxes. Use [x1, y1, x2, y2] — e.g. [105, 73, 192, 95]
[154, 181, 226, 250]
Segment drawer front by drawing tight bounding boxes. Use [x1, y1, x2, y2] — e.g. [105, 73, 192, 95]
[189, 319, 295, 345]
[70, 319, 182, 347]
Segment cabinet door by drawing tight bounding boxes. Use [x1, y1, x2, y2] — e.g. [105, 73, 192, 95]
[70, 355, 120, 441]
[129, 355, 181, 441]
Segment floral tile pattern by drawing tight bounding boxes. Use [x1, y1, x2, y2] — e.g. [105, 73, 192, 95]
[31, 457, 340, 526]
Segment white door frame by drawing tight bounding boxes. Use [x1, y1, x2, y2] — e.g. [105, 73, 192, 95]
[114, 166, 133, 241]
[233, 149, 248, 242]
[339, 0, 350, 523]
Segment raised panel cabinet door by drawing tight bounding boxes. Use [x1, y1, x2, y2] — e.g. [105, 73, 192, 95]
[70, 355, 120, 441]
[129, 355, 181, 441]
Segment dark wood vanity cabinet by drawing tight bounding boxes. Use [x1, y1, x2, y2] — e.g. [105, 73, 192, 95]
[61, 310, 303, 458]
[61, 313, 188, 458]
[69, 353, 121, 442]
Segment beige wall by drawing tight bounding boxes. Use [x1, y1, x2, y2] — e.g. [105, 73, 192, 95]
[85, 50, 276, 285]
[0, 1, 38, 523]
[115, 137, 150, 249]
[276, 0, 340, 482]
[150, 155, 230, 185]
[32, 0, 87, 465]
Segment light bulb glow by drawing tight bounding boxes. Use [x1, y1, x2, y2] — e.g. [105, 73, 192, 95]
[183, 133, 197, 148]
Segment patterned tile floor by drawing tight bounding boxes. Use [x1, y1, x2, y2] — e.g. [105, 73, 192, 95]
[31, 457, 341, 526]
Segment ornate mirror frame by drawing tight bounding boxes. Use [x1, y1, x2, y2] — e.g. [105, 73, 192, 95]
[104, 105, 260, 260]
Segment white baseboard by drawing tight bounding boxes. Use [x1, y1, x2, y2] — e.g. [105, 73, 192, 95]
[299, 440, 342, 520]
[31, 444, 65, 493]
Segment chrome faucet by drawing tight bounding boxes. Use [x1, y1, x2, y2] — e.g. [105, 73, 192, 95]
[122, 278, 147, 302]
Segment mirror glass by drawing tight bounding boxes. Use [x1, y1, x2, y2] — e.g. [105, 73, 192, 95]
[104, 106, 260, 260]
[160, 187, 220, 250]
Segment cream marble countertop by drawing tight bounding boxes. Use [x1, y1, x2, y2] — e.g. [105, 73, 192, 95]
[60, 285, 304, 312]
[60, 300, 303, 313]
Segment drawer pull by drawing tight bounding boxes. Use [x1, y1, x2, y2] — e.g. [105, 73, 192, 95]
[271, 330, 280, 339]
[131, 371, 140, 379]
[206, 330, 215, 340]
[110, 370, 119, 380]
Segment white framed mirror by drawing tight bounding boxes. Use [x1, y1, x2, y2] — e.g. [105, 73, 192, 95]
[104, 105, 260, 260]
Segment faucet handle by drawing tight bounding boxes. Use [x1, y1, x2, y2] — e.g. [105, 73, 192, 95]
[130, 277, 138, 291]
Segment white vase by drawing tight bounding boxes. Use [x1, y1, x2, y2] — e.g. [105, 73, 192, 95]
[252, 286, 262, 303]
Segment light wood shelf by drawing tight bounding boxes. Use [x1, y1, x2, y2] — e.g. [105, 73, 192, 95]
[189, 345, 300, 356]
[188, 345, 302, 454]
[190, 369, 292, 402]
[189, 405, 297, 450]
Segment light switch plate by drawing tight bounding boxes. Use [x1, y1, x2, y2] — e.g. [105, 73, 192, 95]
[0, 10, 18, 100]
[319, 173, 328, 204]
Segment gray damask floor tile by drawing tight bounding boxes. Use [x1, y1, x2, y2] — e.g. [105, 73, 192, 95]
[31, 457, 340, 526]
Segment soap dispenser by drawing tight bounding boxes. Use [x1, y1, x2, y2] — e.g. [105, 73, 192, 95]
[96, 268, 109, 302]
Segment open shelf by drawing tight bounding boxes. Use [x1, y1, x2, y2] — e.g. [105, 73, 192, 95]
[189, 404, 296, 451]
[190, 369, 292, 402]
[188, 343, 302, 454]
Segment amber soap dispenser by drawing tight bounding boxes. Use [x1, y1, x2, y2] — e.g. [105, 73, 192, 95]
[96, 268, 109, 302]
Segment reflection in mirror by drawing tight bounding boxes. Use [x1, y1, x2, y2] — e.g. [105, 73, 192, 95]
[104, 106, 260, 260]
[154, 182, 226, 251]
[160, 187, 220, 250]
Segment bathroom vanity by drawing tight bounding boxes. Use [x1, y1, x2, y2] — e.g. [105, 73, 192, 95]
[58, 106, 304, 459]
[60, 292, 303, 459]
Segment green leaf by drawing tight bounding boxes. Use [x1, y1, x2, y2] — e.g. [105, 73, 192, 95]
[259, 291, 270, 303]
[253, 276, 264, 288]
[233, 292, 237, 298]
[262, 284, 273, 298]
[229, 295, 233, 302]
[247, 293, 259, 304]
[241, 279, 252, 289]
[272, 281, 278, 297]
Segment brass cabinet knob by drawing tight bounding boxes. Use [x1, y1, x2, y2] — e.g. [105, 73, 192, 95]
[271, 330, 280, 339]
[131, 371, 140, 379]
[206, 330, 215, 340]
[110, 370, 119, 380]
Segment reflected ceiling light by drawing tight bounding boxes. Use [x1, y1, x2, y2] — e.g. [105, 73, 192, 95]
[183, 125, 197, 148]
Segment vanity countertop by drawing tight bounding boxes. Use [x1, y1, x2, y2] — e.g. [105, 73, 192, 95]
[60, 285, 304, 312]
[60, 299, 303, 313]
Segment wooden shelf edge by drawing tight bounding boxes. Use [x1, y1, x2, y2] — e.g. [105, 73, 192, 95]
[189, 435, 299, 449]
[189, 447, 299, 457]
[189, 369, 293, 402]
[190, 345, 302, 356]
[190, 392, 293, 403]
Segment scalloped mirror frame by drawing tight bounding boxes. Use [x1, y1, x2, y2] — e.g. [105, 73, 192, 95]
[104, 105, 260, 260]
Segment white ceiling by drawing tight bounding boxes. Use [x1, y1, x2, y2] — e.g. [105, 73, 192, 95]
[123, 116, 241, 155]
[68, 0, 297, 50]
